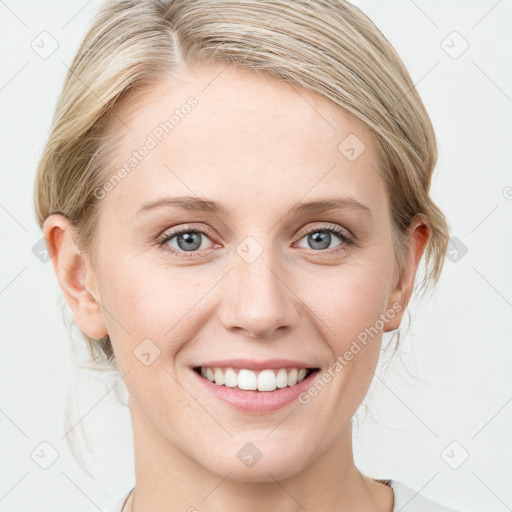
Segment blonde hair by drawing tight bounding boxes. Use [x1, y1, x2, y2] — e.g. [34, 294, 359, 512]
[34, 0, 450, 370]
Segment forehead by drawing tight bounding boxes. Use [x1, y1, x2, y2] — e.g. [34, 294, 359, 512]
[101, 64, 387, 218]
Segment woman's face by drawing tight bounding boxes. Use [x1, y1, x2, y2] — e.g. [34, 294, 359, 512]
[57, 63, 425, 481]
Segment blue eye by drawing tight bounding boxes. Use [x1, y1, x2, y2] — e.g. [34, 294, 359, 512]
[158, 227, 215, 258]
[157, 224, 354, 259]
[296, 225, 353, 251]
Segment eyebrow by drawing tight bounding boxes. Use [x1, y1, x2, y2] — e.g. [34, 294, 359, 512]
[135, 195, 372, 217]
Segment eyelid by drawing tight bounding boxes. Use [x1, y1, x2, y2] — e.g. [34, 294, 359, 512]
[158, 223, 351, 243]
[296, 222, 353, 241]
[157, 223, 215, 241]
[157, 221, 356, 259]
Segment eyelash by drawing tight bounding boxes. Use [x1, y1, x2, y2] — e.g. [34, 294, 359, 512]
[157, 224, 354, 259]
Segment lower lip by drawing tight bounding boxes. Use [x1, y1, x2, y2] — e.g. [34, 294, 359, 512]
[191, 368, 320, 413]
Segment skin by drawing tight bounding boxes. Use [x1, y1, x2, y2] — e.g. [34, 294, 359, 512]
[44, 63, 429, 511]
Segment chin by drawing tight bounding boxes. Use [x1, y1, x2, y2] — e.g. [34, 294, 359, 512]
[197, 438, 314, 483]
[215, 459, 310, 484]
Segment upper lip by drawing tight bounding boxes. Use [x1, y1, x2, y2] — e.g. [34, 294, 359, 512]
[193, 358, 319, 371]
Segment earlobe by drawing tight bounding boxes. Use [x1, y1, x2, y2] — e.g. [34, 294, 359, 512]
[42, 214, 107, 339]
[384, 216, 430, 332]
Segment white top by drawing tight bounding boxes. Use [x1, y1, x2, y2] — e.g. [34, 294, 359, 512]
[107, 480, 461, 512]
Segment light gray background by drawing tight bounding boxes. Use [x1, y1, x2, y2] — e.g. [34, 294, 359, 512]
[0, 0, 511, 510]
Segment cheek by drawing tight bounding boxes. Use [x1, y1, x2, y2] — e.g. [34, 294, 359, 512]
[95, 261, 171, 350]
[106, 259, 180, 321]
[101, 260, 212, 368]
[101, 229, 393, 362]
[101, 265, 194, 408]
[303, 259, 392, 349]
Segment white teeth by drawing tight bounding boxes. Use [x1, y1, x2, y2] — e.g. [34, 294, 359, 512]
[224, 368, 238, 387]
[214, 368, 224, 385]
[276, 368, 288, 388]
[287, 368, 298, 386]
[238, 369, 258, 390]
[197, 366, 314, 391]
[258, 369, 277, 391]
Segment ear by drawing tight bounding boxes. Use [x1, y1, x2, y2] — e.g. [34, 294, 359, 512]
[384, 215, 430, 332]
[42, 214, 107, 339]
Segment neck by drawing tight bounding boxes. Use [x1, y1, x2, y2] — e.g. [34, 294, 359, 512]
[124, 399, 393, 512]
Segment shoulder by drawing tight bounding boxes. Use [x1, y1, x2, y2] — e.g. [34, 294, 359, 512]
[389, 480, 462, 512]
[106, 488, 133, 512]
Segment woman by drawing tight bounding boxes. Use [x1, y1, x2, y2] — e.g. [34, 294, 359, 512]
[34, 0, 460, 510]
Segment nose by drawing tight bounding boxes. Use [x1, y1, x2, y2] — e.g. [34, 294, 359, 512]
[218, 246, 300, 338]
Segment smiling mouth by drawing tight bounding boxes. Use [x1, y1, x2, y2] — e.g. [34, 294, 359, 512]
[193, 366, 320, 392]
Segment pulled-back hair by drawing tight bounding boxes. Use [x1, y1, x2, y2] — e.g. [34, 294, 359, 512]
[34, 0, 450, 371]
